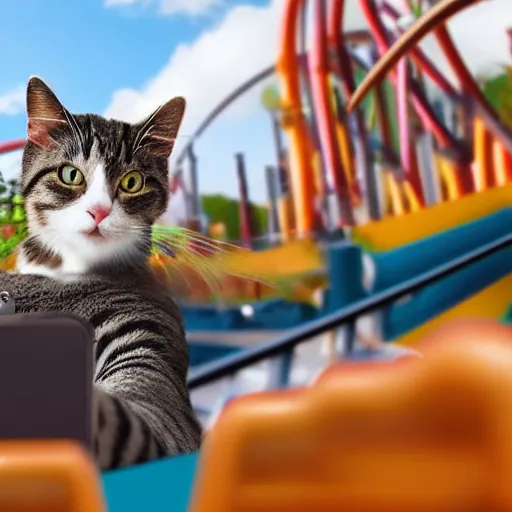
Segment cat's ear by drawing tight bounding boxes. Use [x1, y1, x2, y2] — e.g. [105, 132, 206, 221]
[134, 97, 186, 158]
[26, 76, 71, 149]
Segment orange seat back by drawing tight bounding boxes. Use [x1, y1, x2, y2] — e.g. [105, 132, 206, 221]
[190, 319, 512, 512]
[0, 440, 105, 512]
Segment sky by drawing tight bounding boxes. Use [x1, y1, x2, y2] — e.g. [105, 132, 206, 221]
[0, 0, 511, 211]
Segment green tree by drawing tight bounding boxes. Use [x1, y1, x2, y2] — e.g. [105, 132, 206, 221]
[0, 172, 7, 198]
[251, 202, 268, 235]
[201, 194, 240, 240]
[354, 68, 399, 155]
[201, 194, 268, 241]
[7, 179, 18, 199]
[481, 67, 512, 128]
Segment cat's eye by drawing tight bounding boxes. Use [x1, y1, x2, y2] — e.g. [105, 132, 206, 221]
[120, 171, 144, 194]
[58, 165, 84, 186]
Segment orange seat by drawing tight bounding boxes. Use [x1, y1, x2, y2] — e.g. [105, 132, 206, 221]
[190, 319, 512, 512]
[0, 440, 105, 512]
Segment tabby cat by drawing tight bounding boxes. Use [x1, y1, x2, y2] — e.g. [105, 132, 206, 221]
[3, 77, 202, 470]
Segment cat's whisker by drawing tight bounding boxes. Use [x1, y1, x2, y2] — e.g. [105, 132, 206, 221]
[154, 252, 193, 294]
[158, 239, 228, 259]
[189, 261, 225, 297]
[106, 227, 150, 235]
[154, 241, 177, 259]
[153, 227, 244, 252]
[151, 228, 240, 253]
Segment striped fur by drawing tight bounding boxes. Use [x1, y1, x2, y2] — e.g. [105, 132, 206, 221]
[20, 78, 185, 276]
[13, 77, 201, 470]
[1, 269, 202, 470]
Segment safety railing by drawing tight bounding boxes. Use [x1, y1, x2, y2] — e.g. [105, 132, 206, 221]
[188, 231, 512, 390]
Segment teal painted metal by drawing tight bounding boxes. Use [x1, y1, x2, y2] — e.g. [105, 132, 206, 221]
[103, 452, 198, 512]
[188, 342, 242, 368]
[182, 208, 512, 334]
[104, 216, 512, 511]
[370, 208, 512, 291]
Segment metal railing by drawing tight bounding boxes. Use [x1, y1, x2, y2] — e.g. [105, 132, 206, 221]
[187, 231, 512, 389]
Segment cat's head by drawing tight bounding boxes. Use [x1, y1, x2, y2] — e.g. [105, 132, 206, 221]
[21, 76, 185, 273]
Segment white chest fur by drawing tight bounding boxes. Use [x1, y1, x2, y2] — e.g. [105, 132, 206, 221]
[16, 252, 83, 283]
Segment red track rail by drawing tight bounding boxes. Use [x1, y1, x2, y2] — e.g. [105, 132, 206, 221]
[0, 139, 25, 154]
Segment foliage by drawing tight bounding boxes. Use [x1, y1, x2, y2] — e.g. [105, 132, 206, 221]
[481, 67, 512, 128]
[251, 201, 268, 235]
[0, 173, 27, 260]
[354, 67, 399, 155]
[201, 193, 268, 241]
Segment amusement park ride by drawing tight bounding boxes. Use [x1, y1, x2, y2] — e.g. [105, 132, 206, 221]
[1, 0, 512, 510]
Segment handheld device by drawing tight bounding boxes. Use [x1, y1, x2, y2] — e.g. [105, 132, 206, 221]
[0, 312, 94, 450]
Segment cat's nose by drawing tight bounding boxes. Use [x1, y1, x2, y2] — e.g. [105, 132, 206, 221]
[87, 206, 111, 225]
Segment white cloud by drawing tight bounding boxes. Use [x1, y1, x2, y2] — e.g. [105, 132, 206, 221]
[105, 0, 284, 133]
[103, 0, 511, 202]
[0, 84, 25, 184]
[0, 150, 23, 183]
[0, 85, 25, 116]
[105, 0, 512, 139]
[104, 0, 368, 155]
[382, 0, 512, 81]
[0, 0, 507, 205]
[104, 0, 223, 17]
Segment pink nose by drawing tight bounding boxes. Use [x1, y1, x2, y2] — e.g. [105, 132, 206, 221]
[87, 206, 111, 225]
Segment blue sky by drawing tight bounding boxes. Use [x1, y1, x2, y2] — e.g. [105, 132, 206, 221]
[0, 0, 280, 205]
[0, 0, 268, 122]
[0, 0, 201, 133]
[0, 0, 510, 213]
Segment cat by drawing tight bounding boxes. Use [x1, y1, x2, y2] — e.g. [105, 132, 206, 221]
[4, 76, 202, 470]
